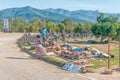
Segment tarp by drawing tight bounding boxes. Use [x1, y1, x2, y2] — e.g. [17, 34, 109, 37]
[87, 40, 96, 44]
[62, 62, 83, 72]
[73, 47, 83, 51]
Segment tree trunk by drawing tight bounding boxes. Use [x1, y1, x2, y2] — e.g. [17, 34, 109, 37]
[101, 35, 104, 42]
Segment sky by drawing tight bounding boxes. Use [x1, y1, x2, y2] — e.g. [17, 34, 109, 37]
[0, 0, 120, 13]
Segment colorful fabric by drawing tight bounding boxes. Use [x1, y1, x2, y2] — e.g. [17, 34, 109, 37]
[34, 37, 47, 57]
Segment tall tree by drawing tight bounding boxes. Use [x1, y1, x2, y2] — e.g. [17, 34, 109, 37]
[92, 13, 118, 42]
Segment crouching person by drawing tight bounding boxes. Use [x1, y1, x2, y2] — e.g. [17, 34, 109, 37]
[34, 35, 47, 59]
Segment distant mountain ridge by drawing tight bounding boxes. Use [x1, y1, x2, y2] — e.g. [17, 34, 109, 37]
[0, 6, 120, 22]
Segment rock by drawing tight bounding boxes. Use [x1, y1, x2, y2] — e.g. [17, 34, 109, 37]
[104, 69, 113, 75]
[80, 67, 87, 73]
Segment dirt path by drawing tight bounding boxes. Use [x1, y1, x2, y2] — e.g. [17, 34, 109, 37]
[0, 33, 90, 80]
[0, 33, 119, 80]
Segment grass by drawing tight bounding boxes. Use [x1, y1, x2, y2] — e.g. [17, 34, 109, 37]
[87, 58, 108, 68]
[65, 37, 120, 69]
[29, 49, 35, 53]
[20, 41, 31, 47]
[110, 47, 119, 65]
[91, 45, 118, 69]
[43, 56, 66, 67]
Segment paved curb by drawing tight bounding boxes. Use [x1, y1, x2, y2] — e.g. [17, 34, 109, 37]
[17, 42, 65, 67]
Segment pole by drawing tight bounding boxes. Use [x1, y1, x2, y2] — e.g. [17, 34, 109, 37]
[119, 30, 120, 69]
[108, 36, 110, 69]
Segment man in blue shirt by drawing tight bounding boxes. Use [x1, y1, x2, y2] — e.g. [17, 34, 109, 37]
[40, 27, 47, 43]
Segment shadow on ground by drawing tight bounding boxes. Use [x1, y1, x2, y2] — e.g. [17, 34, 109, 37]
[5, 56, 34, 60]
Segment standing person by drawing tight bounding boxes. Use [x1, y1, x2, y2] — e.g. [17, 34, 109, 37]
[39, 26, 47, 44]
[62, 30, 66, 41]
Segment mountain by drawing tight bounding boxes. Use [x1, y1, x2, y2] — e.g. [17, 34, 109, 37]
[0, 6, 68, 22]
[0, 6, 120, 22]
[44, 8, 99, 22]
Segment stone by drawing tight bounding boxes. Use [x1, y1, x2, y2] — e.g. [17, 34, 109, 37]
[104, 69, 113, 75]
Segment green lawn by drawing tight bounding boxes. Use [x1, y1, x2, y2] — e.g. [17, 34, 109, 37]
[66, 38, 119, 69]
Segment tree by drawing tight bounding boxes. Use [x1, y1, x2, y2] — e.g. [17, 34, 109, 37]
[30, 18, 42, 32]
[58, 23, 66, 32]
[62, 18, 74, 33]
[92, 13, 118, 42]
[0, 19, 3, 30]
[74, 22, 92, 37]
[8, 17, 27, 32]
[97, 13, 104, 23]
